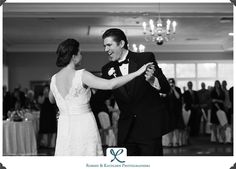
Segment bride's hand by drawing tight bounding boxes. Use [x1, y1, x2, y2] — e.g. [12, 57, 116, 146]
[137, 62, 154, 76]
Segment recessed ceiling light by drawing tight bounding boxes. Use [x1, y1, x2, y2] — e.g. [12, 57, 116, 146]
[220, 17, 233, 23]
[37, 18, 56, 22]
[185, 38, 199, 41]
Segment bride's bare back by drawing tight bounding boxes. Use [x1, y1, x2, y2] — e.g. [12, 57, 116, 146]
[55, 69, 76, 99]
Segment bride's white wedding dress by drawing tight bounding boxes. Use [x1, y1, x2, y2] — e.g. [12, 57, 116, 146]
[50, 69, 103, 156]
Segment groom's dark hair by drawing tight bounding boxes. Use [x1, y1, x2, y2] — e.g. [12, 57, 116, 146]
[102, 28, 128, 50]
[56, 38, 80, 67]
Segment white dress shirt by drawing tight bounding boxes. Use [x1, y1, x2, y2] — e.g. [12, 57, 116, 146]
[118, 51, 129, 76]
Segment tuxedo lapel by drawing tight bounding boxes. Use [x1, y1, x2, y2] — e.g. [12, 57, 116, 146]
[109, 62, 130, 100]
[128, 53, 138, 74]
[126, 52, 138, 97]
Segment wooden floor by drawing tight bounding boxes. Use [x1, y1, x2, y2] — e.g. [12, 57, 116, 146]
[38, 135, 233, 156]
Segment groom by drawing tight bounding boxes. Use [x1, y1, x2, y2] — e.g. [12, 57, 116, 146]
[95, 28, 170, 156]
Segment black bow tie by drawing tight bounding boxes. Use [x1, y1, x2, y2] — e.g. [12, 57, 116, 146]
[116, 57, 130, 66]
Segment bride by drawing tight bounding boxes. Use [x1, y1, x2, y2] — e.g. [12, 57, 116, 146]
[49, 38, 153, 156]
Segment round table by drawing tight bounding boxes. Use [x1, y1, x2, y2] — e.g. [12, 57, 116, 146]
[3, 120, 37, 156]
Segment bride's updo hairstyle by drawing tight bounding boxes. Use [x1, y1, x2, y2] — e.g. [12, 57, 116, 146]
[56, 39, 80, 67]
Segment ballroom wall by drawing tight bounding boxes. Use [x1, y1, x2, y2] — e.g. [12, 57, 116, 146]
[4, 51, 233, 91]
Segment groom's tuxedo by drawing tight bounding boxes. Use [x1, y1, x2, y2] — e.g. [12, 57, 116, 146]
[95, 51, 170, 155]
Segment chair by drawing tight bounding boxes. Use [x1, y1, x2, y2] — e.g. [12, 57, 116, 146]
[98, 111, 116, 146]
[182, 104, 191, 126]
[216, 109, 228, 126]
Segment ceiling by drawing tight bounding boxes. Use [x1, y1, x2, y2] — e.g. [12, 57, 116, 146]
[3, 3, 233, 53]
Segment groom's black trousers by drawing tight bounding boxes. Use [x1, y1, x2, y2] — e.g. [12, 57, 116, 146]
[125, 137, 163, 156]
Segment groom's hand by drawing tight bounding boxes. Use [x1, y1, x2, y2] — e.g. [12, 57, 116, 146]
[145, 65, 161, 90]
[145, 64, 155, 84]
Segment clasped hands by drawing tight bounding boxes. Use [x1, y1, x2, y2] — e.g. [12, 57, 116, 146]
[145, 63, 156, 84]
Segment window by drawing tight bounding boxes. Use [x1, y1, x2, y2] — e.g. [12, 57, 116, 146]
[176, 64, 195, 78]
[197, 63, 216, 78]
[218, 63, 233, 88]
[218, 63, 233, 79]
[159, 61, 233, 91]
[159, 63, 174, 79]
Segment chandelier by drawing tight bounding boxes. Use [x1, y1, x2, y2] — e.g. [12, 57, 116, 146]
[132, 44, 145, 53]
[142, 4, 177, 45]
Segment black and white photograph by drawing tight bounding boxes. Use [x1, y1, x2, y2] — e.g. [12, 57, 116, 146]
[1, 0, 234, 169]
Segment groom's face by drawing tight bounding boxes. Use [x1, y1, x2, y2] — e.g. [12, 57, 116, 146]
[103, 36, 123, 62]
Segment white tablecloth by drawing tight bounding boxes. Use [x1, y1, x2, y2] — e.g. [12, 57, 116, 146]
[3, 120, 37, 156]
[25, 111, 40, 135]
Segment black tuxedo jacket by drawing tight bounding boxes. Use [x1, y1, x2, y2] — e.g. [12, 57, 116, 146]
[95, 51, 170, 145]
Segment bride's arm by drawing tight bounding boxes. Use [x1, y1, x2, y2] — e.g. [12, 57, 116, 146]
[49, 90, 55, 103]
[82, 63, 152, 90]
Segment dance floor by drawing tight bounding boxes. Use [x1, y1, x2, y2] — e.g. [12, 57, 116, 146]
[163, 135, 233, 156]
[38, 135, 233, 156]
